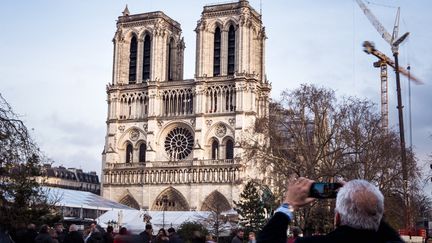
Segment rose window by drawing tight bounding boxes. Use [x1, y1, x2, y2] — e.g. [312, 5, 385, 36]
[164, 127, 194, 160]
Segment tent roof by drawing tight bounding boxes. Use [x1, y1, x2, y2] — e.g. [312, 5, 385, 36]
[44, 186, 133, 211]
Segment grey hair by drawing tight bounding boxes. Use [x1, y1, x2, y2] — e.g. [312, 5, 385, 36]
[335, 179, 384, 231]
[69, 224, 78, 232]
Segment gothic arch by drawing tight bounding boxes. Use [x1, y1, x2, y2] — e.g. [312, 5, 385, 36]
[160, 88, 194, 116]
[221, 136, 234, 144]
[227, 24, 236, 75]
[142, 34, 152, 81]
[139, 29, 153, 41]
[165, 35, 178, 45]
[117, 126, 146, 148]
[119, 193, 140, 210]
[210, 137, 219, 160]
[128, 34, 138, 82]
[224, 137, 234, 159]
[204, 122, 234, 145]
[201, 190, 231, 211]
[209, 20, 224, 33]
[124, 30, 139, 42]
[151, 187, 189, 211]
[205, 85, 236, 113]
[223, 18, 239, 31]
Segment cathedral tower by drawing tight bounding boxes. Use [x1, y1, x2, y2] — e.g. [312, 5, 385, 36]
[102, 1, 270, 211]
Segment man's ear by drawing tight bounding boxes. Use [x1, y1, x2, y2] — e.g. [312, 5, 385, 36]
[334, 212, 341, 227]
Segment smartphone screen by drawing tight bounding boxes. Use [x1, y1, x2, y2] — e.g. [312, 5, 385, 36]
[309, 182, 342, 199]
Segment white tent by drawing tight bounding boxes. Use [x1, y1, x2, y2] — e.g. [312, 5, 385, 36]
[97, 210, 237, 234]
[44, 186, 133, 211]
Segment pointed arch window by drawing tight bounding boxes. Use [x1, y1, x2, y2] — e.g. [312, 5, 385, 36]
[213, 27, 221, 76]
[126, 143, 133, 163]
[143, 35, 151, 81]
[227, 25, 236, 75]
[128, 36, 138, 83]
[226, 139, 234, 159]
[211, 140, 219, 160]
[167, 38, 174, 81]
[139, 143, 146, 162]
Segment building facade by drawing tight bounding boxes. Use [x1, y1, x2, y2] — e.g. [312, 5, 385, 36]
[102, 0, 270, 211]
[36, 164, 100, 194]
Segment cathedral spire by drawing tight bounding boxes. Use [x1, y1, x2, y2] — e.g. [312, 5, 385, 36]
[122, 5, 130, 16]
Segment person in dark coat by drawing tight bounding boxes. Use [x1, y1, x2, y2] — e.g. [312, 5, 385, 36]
[257, 178, 403, 243]
[0, 226, 14, 243]
[155, 228, 169, 243]
[86, 222, 104, 243]
[24, 223, 39, 243]
[12, 223, 27, 243]
[231, 229, 244, 243]
[54, 223, 66, 243]
[167, 227, 183, 243]
[139, 224, 154, 243]
[34, 224, 54, 243]
[64, 224, 84, 243]
[103, 225, 114, 243]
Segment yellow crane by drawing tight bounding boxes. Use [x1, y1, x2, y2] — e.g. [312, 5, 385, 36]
[356, 0, 423, 229]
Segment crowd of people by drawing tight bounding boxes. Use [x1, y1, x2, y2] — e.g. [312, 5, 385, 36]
[2, 177, 427, 243]
[1, 220, 259, 243]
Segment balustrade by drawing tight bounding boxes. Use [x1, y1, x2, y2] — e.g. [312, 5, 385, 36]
[104, 160, 240, 186]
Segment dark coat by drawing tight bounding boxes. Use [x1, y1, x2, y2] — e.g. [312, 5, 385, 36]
[295, 223, 404, 243]
[139, 231, 154, 243]
[231, 236, 243, 243]
[56, 231, 67, 243]
[87, 231, 104, 243]
[257, 211, 403, 243]
[103, 232, 114, 243]
[24, 229, 39, 243]
[169, 233, 183, 243]
[64, 231, 84, 243]
[257, 212, 291, 243]
[34, 232, 54, 243]
[0, 229, 14, 243]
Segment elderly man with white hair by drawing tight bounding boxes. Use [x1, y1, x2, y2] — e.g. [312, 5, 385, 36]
[257, 178, 403, 243]
[63, 224, 84, 243]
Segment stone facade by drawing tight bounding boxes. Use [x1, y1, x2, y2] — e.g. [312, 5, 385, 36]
[101, 0, 270, 211]
[36, 164, 100, 194]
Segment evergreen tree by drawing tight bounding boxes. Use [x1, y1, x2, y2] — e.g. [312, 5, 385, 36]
[177, 221, 208, 243]
[234, 180, 266, 232]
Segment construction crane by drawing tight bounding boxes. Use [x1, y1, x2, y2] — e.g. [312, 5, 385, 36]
[356, 0, 414, 130]
[356, 0, 423, 229]
[363, 41, 422, 83]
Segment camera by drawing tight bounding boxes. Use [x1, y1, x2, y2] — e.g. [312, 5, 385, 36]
[309, 182, 342, 199]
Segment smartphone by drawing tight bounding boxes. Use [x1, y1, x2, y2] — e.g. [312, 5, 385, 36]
[309, 182, 342, 199]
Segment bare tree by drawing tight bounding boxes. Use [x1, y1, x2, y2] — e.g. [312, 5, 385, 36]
[242, 84, 426, 233]
[0, 93, 59, 229]
[200, 193, 233, 241]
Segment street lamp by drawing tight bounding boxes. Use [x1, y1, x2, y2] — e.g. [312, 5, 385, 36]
[162, 195, 169, 228]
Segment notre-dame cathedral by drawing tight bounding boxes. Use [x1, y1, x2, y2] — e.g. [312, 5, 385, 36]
[101, 0, 270, 211]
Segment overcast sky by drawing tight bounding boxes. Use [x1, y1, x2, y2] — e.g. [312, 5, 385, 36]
[1, 1, 431, 195]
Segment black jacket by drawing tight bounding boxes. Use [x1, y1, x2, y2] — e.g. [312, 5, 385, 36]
[257, 212, 291, 243]
[64, 231, 84, 243]
[140, 231, 154, 243]
[257, 212, 403, 243]
[169, 233, 183, 243]
[34, 233, 54, 243]
[295, 222, 404, 243]
[24, 229, 39, 243]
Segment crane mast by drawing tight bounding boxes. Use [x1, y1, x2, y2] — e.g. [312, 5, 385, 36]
[356, 0, 423, 230]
